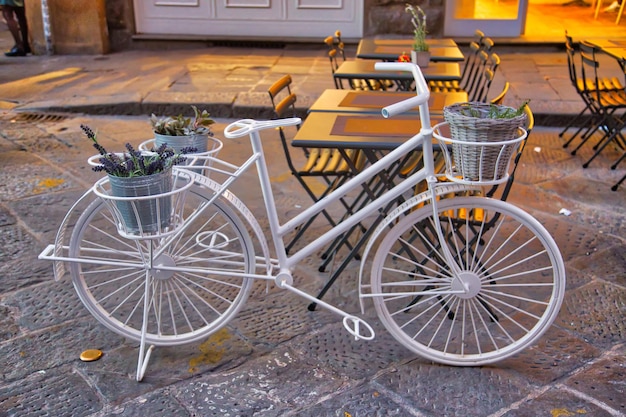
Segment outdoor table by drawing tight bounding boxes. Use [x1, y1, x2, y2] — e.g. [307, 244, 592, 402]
[585, 39, 626, 61]
[363, 37, 458, 47]
[292, 111, 443, 305]
[307, 89, 468, 115]
[333, 60, 461, 91]
[357, 38, 464, 62]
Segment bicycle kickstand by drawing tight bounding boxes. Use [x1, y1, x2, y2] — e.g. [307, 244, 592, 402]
[137, 269, 155, 381]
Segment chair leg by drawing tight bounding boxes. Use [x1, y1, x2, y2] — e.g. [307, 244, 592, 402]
[284, 174, 344, 254]
[611, 149, 626, 169]
[612, 172, 626, 191]
[594, 0, 603, 19]
[570, 112, 608, 155]
[560, 106, 593, 145]
[616, 0, 625, 24]
[583, 126, 625, 168]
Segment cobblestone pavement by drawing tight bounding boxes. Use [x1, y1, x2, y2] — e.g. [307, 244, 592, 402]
[1, 23, 625, 416]
[0, 107, 624, 416]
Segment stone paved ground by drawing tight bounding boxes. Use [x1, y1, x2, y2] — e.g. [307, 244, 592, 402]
[0, 110, 624, 416]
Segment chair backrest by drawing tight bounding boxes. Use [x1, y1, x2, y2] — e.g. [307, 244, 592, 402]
[473, 29, 485, 44]
[334, 30, 347, 60]
[268, 75, 302, 172]
[327, 48, 344, 89]
[481, 37, 495, 53]
[464, 50, 490, 99]
[268, 74, 298, 119]
[565, 35, 579, 88]
[324, 35, 335, 50]
[459, 41, 482, 89]
[324, 31, 348, 88]
[578, 42, 602, 101]
[564, 35, 596, 98]
[474, 52, 501, 102]
[490, 81, 510, 105]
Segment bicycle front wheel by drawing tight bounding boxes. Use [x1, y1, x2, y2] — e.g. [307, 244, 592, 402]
[370, 197, 565, 365]
[69, 182, 255, 346]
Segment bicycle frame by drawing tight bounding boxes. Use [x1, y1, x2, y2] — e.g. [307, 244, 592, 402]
[224, 63, 437, 272]
[213, 63, 468, 337]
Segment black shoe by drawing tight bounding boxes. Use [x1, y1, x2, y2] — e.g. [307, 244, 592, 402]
[24, 44, 31, 54]
[4, 46, 26, 57]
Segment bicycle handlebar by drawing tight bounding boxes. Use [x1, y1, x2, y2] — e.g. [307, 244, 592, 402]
[224, 117, 301, 139]
[375, 62, 430, 118]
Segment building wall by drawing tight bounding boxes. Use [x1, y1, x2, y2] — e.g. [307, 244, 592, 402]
[105, 0, 136, 52]
[364, 0, 444, 38]
[26, 0, 446, 54]
[25, 0, 109, 55]
[105, 0, 444, 51]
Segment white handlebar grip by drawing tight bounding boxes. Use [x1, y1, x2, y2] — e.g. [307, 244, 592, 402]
[381, 95, 428, 118]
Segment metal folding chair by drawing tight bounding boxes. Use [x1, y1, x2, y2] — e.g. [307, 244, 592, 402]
[571, 42, 626, 168]
[268, 75, 366, 254]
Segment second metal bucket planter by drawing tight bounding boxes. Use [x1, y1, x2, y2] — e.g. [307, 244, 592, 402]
[93, 169, 194, 238]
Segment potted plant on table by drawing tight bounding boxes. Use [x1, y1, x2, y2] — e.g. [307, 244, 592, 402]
[150, 105, 216, 153]
[81, 124, 193, 235]
[405, 3, 430, 68]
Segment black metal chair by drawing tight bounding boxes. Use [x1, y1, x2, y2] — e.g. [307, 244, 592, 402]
[571, 41, 626, 169]
[268, 74, 366, 254]
[561, 32, 625, 151]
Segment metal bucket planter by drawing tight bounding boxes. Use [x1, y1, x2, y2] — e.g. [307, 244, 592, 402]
[154, 133, 209, 153]
[411, 50, 430, 68]
[152, 133, 223, 170]
[107, 169, 174, 235]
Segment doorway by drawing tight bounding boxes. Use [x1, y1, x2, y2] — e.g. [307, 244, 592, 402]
[443, 0, 529, 37]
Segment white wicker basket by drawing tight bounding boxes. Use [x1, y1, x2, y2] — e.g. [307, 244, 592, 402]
[433, 122, 527, 185]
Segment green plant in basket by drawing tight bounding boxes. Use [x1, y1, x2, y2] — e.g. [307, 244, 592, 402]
[461, 100, 530, 119]
[150, 105, 215, 136]
[81, 124, 193, 177]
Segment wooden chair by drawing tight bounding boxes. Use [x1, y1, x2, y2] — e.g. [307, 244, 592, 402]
[268, 74, 365, 253]
[429, 34, 494, 94]
[325, 30, 389, 91]
[469, 52, 501, 102]
[490, 81, 509, 105]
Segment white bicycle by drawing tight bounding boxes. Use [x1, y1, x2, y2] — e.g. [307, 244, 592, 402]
[40, 62, 566, 381]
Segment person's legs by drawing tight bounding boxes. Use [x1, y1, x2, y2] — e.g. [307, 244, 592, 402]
[13, 5, 29, 52]
[2, 6, 21, 47]
[2, 5, 27, 56]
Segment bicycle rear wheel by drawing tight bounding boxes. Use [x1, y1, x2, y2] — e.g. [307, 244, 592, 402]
[370, 197, 565, 365]
[69, 182, 255, 346]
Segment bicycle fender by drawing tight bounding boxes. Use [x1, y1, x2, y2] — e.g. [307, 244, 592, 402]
[357, 183, 480, 314]
[40, 187, 100, 281]
[191, 173, 273, 276]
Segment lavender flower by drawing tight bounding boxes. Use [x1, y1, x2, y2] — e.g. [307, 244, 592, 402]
[81, 124, 191, 178]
